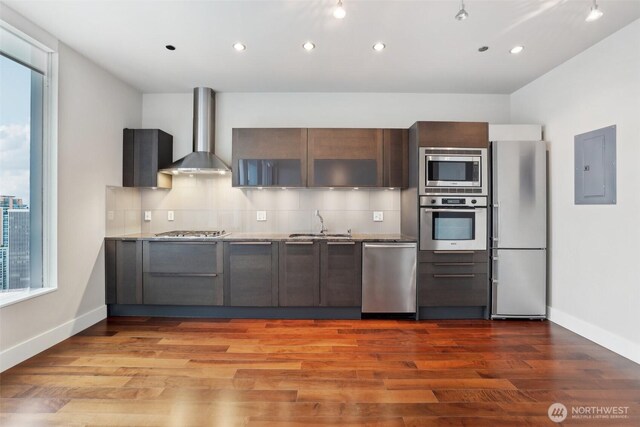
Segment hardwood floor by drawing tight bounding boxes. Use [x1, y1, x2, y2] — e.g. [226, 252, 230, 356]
[1, 318, 639, 426]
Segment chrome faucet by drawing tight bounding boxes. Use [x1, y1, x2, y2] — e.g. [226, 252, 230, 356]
[315, 209, 328, 234]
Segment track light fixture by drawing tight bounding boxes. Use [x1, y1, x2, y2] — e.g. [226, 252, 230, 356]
[455, 0, 469, 21]
[586, 0, 603, 22]
[334, 0, 346, 19]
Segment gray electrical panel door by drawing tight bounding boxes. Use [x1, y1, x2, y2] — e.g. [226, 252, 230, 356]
[575, 125, 616, 204]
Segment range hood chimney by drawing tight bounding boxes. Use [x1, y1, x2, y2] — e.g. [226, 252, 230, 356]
[160, 87, 231, 175]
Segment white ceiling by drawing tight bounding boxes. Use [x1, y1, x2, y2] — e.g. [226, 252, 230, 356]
[5, 0, 640, 94]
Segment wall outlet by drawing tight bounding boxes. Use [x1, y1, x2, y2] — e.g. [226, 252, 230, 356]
[167, 211, 175, 221]
[373, 211, 384, 222]
[144, 211, 152, 221]
[107, 211, 114, 221]
[256, 211, 267, 221]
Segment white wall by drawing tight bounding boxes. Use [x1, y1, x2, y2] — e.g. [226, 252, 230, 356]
[143, 92, 511, 165]
[0, 42, 142, 370]
[511, 19, 640, 363]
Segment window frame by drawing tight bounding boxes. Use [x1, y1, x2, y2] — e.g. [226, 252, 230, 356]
[0, 14, 58, 306]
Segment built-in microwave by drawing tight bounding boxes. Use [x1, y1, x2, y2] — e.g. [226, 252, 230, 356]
[419, 147, 487, 195]
[419, 196, 487, 251]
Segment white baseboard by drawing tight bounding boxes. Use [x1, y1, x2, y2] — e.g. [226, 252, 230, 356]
[547, 306, 640, 365]
[0, 305, 107, 372]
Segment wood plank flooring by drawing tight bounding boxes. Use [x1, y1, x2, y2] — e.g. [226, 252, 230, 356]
[1, 318, 639, 426]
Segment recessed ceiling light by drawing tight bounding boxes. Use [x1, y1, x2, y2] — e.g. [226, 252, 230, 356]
[233, 42, 246, 52]
[303, 41, 316, 51]
[165, 45, 176, 51]
[333, 0, 346, 19]
[478, 46, 489, 52]
[510, 45, 524, 54]
[372, 42, 386, 51]
[586, 0, 604, 22]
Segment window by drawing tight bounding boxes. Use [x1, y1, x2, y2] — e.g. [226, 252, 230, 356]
[0, 21, 56, 297]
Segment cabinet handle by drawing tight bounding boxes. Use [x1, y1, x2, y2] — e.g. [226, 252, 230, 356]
[328, 241, 355, 245]
[433, 262, 474, 266]
[151, 240, 217, 245]
[433, 250, 475, 254]
[149, 273, 219, 277]
[433, 274, 476, 279]
[285, 241, 314, 245]
[230, 241, 272, 245]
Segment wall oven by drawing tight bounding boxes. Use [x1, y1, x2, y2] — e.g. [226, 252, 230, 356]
[420, 196, 487, 251]
[419, 147, 487, 195]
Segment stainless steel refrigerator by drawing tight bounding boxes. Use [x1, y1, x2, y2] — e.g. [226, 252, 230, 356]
[490, 140, 547, 319]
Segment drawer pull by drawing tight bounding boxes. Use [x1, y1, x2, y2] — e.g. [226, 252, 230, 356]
[285, 241, 314, 245]
[230, 241, 272, 245]
[149, 273, 219, 277]
[328, 241, 356, 245]
[433, 274, 476, 279]
[433, 250, 475, 255]
[433, 262, 474, 266]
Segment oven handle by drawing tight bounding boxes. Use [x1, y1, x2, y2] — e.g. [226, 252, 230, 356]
[422, 208, 486, 213]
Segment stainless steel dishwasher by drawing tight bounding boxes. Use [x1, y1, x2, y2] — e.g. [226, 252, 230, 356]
[362, 242, 417, 314]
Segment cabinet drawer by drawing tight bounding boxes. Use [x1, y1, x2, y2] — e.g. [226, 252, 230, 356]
[144, 241, 222, 274]
[421, 261, 487, 275]
[418, 250, 487, 264]
[143, 274, 223, 306]
[418, 265, 487, 307]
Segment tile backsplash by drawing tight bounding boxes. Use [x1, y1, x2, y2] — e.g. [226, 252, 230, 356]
[106, 175, 401, 236]
[105, 186, 142, 237]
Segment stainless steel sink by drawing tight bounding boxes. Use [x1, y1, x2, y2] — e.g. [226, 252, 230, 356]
[289, 233, 352, 239]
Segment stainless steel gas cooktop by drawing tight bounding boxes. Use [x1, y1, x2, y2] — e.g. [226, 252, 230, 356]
[155, 230, 229, 238]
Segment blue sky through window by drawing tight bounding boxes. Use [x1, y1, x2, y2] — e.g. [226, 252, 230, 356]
[0, 54, 31, 205]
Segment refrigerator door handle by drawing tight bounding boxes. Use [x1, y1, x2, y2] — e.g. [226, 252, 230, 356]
[492, 203, 499, 243]
[492, 256, 498, 285]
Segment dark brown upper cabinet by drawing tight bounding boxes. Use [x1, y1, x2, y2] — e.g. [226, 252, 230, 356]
[123, 129, 173, 188]
[383, 129, 408, 188]
[307, 128, 384, 187]
[414, 121, 488, 148]
[232, 128, 308, 187]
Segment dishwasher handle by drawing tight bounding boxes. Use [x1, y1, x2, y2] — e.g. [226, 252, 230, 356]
[364, 243, 416, 249]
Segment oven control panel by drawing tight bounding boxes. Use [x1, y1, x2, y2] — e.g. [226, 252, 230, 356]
[420, 196, 487, 207]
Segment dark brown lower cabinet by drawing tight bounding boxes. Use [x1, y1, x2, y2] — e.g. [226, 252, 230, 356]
[278, 241, 320, 307]
[418, 266, 487, 307]
[144, 275, 223, 306]
[105, 240, 143, 305]
[418, 250, 489, 307]
[142, 241, 223, 306]
[106, 238, 365, 310]
[320, 242, 362, 307]
[225, 242, 279, 307]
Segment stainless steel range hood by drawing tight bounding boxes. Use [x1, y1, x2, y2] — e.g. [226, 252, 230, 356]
[160, 87, 231, 175]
